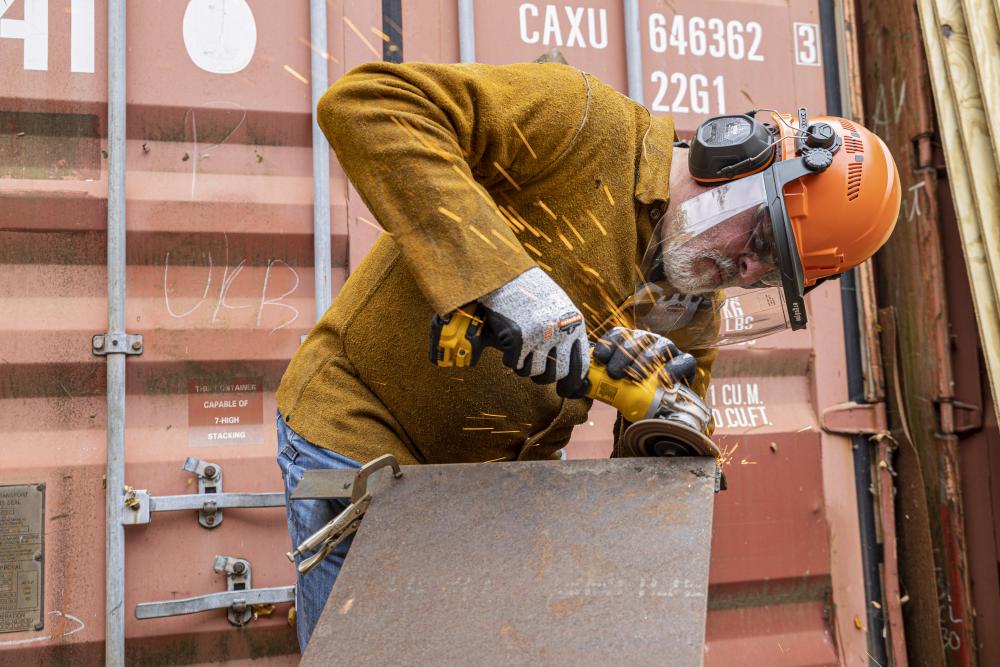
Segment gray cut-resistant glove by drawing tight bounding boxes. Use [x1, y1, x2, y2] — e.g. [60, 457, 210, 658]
[593, 327, 697, 386]
[479, 267, 590, 397]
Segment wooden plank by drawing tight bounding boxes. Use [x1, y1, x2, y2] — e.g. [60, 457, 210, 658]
[917, 0, 1000, 422]
[960, 0, 1000, 164]
[931, 0, 1000, 309]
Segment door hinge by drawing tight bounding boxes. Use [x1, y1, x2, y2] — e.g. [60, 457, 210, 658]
[821, 401, 888, 435]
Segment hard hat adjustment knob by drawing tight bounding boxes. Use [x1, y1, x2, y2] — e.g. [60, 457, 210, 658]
[803, 148, 834, 172]
[805, 123, 836, 149]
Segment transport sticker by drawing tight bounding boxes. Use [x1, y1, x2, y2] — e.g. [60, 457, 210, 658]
[0, 484, 44, 634]
[187, 377, 264, 446]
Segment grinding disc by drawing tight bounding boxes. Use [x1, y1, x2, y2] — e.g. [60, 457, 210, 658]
[620, 419, 722, 459]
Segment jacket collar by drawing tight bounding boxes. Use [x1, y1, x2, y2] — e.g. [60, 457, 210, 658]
[634, 114, 676, 205]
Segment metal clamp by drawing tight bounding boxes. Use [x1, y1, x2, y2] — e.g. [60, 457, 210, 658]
[135, 554, 294, 626]
[287, 454, 402, 575]
[122, 458, 285, 527]
[213, 555, 253, 626]
[92, 333, 143, 356]
[184, 457, 224, 528]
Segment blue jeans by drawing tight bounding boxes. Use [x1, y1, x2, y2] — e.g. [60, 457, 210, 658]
[276, 412, 361, 652]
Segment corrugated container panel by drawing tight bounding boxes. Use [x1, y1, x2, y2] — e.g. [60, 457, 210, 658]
[0, 0, 867, 664]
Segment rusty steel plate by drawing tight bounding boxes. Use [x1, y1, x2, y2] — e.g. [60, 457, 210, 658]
[0, 484, 45, 634]
[302, 458, 717, 666]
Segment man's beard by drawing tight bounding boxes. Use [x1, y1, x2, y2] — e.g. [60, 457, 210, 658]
[663, 243, 738, 294]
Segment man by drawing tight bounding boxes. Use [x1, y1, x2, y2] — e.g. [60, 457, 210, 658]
[276, 61, 900, 649]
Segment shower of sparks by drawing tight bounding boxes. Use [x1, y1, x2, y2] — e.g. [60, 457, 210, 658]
[481, 413, 507, 418]
[384, 15, 402, 35]
[535, 199, 557, 220]
[491, 430, 521, 435]
[523, 242, 542, 257]
[450, 164, 496, 209]
[391, 115, 451, 161]
[512, 122, 538, 159]
[563, 217, 585, 245]
[492, 230, 521, 252]
[438, 206, 462, 223]
[795, 425, 812, 433]
[499, 206, 525, 232]
[370, 27, 391, 42]
[719, 441, 740, 467]
[297, 36, 335, 62]
[515, 286, 540, 302]
[283, 65, 309, 85]
[356, 216, 391, 234]
[577, 263, 603, 283]
[468, 225, 497, 249]
[463, 427, 493, 431]
[537, 260, 553, 272]
[484, 455, 511, 463]
[342, 17, 380, 58]
[510, 212, 540, 238]
[740, 459, 757, 465]
[585, 209, 607, 236]
[493, 161, 522, 191]
[557, 232, 574, 251]
[602, 183, 615, 206]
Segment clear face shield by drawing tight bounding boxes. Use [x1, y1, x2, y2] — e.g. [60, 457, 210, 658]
[632, 173, 792, 348]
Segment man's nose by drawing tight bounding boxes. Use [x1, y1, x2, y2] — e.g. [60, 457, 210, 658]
[737, 253, 773, 286]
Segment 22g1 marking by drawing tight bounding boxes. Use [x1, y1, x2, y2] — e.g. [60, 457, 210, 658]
[650, 71, 726, 114]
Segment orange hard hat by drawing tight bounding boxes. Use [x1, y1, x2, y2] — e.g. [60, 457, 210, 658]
[773, 112, 902, 288]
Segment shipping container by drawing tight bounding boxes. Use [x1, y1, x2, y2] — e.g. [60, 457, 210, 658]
[1, 0, 884, 664]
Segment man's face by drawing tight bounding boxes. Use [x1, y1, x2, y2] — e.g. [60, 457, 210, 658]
[659, 171, 780, 294]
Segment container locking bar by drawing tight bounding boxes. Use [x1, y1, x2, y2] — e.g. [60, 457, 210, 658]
[135, 554, 294, 626]
[122, 457, 285, 527]
[288, 454, 403, 574]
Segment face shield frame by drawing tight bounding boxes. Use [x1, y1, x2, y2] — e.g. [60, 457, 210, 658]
[632, 146, 832, 348]
[761, 156, 815, 331]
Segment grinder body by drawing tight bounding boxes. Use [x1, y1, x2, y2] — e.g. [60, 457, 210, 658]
[430, 306, 721, 462]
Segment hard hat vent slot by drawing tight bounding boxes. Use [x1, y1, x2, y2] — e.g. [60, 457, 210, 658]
[844, 137, 865, 154]
[841, 119, 858, 132]
[847, 162, 863, 200]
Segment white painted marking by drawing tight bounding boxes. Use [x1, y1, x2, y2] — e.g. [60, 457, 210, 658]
[0, 611, 85, 647]
[70, 0, 93, 73]
[0, 0, 48, 71]
[182, 0, 257, 74]
[258, 259, 301, 333]
[163, 250, 214, 318]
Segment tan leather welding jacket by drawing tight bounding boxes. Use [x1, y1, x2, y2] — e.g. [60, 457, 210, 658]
[276, 62, 716, 465]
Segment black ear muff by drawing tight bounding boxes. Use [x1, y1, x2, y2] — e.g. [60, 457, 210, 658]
[688, 113, 776, 184]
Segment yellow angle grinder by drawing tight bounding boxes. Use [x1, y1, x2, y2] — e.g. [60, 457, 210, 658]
[430, 305, 722, 464]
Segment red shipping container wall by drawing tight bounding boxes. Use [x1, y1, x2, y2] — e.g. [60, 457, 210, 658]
[1, 1, 869, 664]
